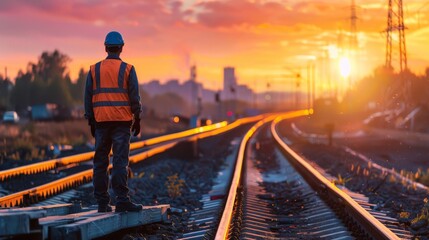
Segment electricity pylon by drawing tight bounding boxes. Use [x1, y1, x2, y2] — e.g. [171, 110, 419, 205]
[385, 0, 407, 72]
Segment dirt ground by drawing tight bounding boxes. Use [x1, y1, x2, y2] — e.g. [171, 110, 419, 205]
[0, 116, 177, 145]
[0, 115, 182, 169]
[280, 114, 429, 238]
[293, 114, 429, 173]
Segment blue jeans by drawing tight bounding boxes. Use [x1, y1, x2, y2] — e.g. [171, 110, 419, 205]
[93, 122, 131, 204]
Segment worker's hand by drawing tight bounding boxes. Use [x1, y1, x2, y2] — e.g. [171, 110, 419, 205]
[132, 117, 140, 137]
[88, 118, 95, 138]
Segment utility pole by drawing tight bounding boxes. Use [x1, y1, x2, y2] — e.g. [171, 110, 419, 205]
[350, 0, 358, 51]
[312, 61, 316, 109]
[295, 73, 301, 110]
[307, 62, 311, 111]
[253, 79, 257, 109]
[349, 0, 358, 89]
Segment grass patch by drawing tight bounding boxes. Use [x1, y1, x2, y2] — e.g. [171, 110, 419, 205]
[0, 116, 173, 162]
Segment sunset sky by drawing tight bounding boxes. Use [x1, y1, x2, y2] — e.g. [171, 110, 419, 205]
[1, 0, 428, 93]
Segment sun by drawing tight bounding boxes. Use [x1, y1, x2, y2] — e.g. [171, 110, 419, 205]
[339, 56, 351, 78]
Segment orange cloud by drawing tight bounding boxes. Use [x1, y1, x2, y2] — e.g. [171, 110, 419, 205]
[0, 0, 427, 95]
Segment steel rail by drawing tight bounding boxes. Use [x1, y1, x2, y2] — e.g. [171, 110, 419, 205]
[0, 115, 263, 208]
[0, 169, 93, 208]
[0, 152, 94, 181]
[129, 121, 228, 149]
[214, 114, 278, 239]
[270, 113, 400, 240]
[188, 115, 263, 141]
[0, 141, 180, 208]
[0, 121, 229, 181]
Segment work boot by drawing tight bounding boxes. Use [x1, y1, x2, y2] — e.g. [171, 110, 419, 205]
[115, 201, 143, 212]
[98, 204, 113, 213]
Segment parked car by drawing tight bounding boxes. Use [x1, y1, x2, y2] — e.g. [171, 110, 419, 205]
[31, 104, 56, 121]
[2, 111, 20, 123]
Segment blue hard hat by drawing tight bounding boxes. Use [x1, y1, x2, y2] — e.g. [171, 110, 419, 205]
[104, 31, 124, 46]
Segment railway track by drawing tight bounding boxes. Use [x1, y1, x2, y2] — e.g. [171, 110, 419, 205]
[0, 121, 229, 182]
[277, 117, 416, 239]
[0, 117, 264, 208]
[0, 111, 412, 239]
[211, 111, 400, 239]
[0, 116, 263, 239]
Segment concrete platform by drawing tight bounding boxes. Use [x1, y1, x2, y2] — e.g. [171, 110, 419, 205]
[0, 203, 170, 240]
[0, 203, 82, 236]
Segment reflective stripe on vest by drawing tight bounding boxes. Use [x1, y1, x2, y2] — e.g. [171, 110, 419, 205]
[90, 59, 133, 122]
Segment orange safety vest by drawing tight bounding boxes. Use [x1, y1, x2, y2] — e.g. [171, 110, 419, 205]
[90, 59, 133, 122]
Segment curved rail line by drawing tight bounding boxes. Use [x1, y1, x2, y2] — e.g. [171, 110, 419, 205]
[0, 115, 263, 208]
[215, 113, 281, 239]
[214, 110, 400, 240]
[271, 114, 399, 240]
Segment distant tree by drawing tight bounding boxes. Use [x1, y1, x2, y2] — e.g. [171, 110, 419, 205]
[47, 76, 74, 106]
[31, 50, 71, 84]
[11, 70, 32, 111]
[0, 75, 13, 110]
[343, 65, 395, 112]
[345, 65, 429, 112]
[11, 50, 75, 110]
[70, 68, 86, 104]
[408, 72, 429, 107]
[31, 78, 49, 105]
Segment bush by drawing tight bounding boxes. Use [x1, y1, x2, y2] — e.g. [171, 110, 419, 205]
[165, 174, 185, 199]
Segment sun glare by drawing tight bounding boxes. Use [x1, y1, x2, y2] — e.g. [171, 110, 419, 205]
[339, 57, 351, 78]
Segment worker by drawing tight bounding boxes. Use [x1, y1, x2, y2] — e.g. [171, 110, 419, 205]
[84, 31, 142, 213]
